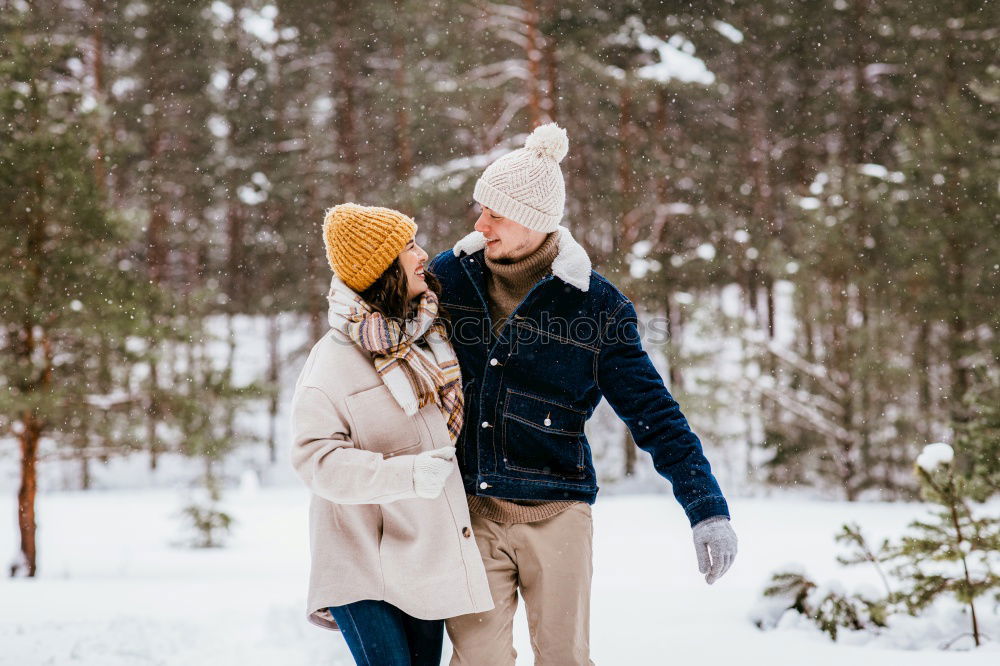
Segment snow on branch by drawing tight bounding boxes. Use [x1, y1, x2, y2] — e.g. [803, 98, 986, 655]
[759, 339, 846, 400]
[84, 392, 135, 410]
[284, 53, 335, 74]
[408, 143, 514, 189]
[495, 28, 532, 50]
[916, 442, 954, 472]
[477, 1, 531, 24]
[757, 383, 859, 445]
[485, 96, 529, 146]
[463, 59, 531, 87]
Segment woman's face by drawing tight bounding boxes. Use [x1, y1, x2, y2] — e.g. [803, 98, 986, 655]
[399, 233, 430, 301]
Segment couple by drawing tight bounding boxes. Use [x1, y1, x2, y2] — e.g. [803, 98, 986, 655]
[290, 123, 738, 666]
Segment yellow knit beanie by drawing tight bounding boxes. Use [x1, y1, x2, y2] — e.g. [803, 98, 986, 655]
[323, 203, 417, 292]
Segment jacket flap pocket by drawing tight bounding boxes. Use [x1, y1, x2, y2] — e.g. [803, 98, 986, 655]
[345, 384, 422, 456]
[503, 389, 585, 435]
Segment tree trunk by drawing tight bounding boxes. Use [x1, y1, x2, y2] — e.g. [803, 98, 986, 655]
[148, 360, 161, 470]
[392, 32, 413, 181]
[334, 19, 360, 200]
[12, 181, 49, 577]
[665, 293, 683, 389]
[522, 0, 542, 126]
[13, 410, 41, 578]
[615, 75, 633, 256]
[222, 312, 238, 445]
[623, 428, 637, 477]
[916, 319, 932, 438]
[226, 203, 244, 309]
[89, 0, 107, 195]
[802, 290, 817, 363]
[833, 280, 858, 500]
[746, 266, 760, 327]
[540, 0, 558, 121]
[266, 314, 281, 464]
[305, 182, 326, 344]
[765, 276, 776, 340]
[80, 452, 91, 491]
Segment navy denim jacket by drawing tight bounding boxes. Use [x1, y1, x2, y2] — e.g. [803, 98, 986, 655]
[428, 228, 729, 527]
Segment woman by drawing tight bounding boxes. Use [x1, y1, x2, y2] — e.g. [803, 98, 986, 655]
[290, 203, 493, 665]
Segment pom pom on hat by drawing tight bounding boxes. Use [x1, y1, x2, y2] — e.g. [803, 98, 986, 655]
[524, 122, 569, 163]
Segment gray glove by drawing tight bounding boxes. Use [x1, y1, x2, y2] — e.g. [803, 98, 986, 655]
[413, 446, 456, 499]
[692, 516, 737, 584]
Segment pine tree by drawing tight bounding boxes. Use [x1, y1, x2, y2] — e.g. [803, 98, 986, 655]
[763, 441, 1000, 647]
[954, 372, 1000, 501]
[0, 5, 161, 576]
[885, 445, 1000, 647]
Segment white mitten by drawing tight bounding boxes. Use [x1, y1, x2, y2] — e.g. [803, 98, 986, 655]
[413, 446, 456, 499]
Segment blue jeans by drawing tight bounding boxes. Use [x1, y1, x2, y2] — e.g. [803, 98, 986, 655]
[327, 600, 444, 666]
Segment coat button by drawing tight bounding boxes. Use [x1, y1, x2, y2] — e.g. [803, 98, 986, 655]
[479, 482, 489, 490]
[489, 358, 499, 366]
[462, 526, 472, 538]
[481, 421, 490, 428]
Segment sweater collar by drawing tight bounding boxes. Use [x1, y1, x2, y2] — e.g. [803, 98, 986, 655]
[452, 225, 592, 292]
[484, 230, 559, 294]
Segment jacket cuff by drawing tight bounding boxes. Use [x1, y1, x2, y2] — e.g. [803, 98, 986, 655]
[379, 453, 420, 501]
[692, 515, 730, 530]
[683, 496, 730, 527]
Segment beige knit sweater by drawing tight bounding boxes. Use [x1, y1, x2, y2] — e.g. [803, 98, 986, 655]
[468, 231, 580, 524]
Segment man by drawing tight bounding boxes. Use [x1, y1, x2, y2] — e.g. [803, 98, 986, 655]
[429, 123, 738, 665]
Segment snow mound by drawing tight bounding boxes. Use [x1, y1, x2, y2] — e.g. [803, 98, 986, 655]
[916, 442, 954, 472]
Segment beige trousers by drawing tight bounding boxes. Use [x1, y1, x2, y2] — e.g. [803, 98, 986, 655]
[446, 502, 596, 666]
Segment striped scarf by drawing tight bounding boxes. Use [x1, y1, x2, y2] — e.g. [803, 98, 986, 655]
[327, 276, 465, 443]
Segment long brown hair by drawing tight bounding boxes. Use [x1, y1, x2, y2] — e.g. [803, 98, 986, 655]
[360, 258, 448, 325]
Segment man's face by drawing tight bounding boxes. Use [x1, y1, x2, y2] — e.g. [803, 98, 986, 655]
[473, 205, 546, 262]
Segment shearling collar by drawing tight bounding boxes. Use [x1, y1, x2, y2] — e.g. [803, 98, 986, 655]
[452, 225, 592, 292]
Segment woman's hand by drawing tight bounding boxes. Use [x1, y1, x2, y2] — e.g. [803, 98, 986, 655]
[413, 446, 457, 499]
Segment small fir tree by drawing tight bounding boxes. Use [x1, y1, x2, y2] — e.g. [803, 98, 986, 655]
[180, 475, 234, 549]
[885, 443, 1000, 647]
[762, 570, 889, 640]
[763, 441, 1000, 648]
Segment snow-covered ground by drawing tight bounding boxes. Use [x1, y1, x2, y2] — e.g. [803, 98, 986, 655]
[3, 488, 997, 665]
[2, 306, 995, 664]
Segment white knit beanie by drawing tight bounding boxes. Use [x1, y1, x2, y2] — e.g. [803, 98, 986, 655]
[473, 123, 569, 233]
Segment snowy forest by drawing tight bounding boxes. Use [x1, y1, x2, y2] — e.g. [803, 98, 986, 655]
[2, 0, 998, 664]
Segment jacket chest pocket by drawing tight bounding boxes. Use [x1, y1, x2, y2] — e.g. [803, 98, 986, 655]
[345, 384, 422, 457]
[507, 320, 598, 386]
[501, 389, 586, 479]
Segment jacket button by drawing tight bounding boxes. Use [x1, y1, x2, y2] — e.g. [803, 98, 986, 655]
[481, 421, 490, 428]
[479, 482, 489, 490]
[462, 526, 472, 538]
[489, 358, 499, 366]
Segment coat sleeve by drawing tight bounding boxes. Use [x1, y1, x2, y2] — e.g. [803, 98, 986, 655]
[596, 298, 730, 527]
[290, 384, 420, 504]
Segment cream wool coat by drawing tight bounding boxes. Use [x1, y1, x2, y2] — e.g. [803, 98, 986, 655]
[290, 326, 494, 631]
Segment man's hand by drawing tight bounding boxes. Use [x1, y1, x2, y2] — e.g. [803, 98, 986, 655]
[692, 516, 737, 584]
